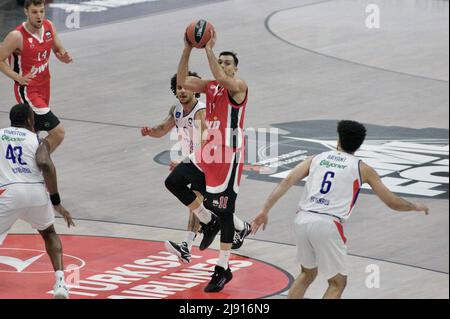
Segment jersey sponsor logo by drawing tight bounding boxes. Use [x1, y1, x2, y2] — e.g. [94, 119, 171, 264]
[0, 235, 292, 299]
[30, 62, 49, 76]
[1, 135, 26, 142]
[207, 120, 221, 130]
[154, 120, 448, 199]
[175, 111, 181, 118]
[319, 159, 348, 170]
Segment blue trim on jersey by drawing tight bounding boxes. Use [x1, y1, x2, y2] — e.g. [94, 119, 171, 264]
[307, 210, 343, 223]
[358, 160, 363, 184]
[0, 181, 45, 188]
[351, 189, 361, 208]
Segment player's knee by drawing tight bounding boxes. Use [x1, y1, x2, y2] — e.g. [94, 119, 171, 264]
[328, 274, 347, 290]
[39, 225, 56, 238]
[165, 173, 178, 194]
[301, 267, 318, 283]
[219, 213, 234, 244]
[56, 126, 65, 143]
[47, 125, 65, 150]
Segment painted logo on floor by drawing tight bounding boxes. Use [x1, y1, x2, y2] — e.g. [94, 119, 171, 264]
[0, 235, 292, 299]
[154, 120, 449, 198]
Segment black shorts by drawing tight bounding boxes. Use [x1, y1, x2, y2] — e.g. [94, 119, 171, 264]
[204, 157, 239, 215]
[34, 110, 61, 132]
[175, 158, 239, 215]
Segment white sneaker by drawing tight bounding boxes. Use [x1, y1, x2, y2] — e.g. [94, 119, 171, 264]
[53, 283, 69, 299]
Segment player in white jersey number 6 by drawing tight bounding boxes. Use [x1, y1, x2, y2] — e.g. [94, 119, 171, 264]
[251, 120, 429, 299]
[0, 104, 75, 299]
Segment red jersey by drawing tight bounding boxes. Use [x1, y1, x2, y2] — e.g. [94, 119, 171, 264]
[205, 80, 248, 150]
[9, 20, 54, 87]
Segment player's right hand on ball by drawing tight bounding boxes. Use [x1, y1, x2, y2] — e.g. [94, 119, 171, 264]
[17, 72, 35, 86]
[54, 204, 75, 228]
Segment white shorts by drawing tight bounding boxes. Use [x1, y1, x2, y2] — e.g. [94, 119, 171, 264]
[0, 183, 54, 245]
[294, 211, 348, 279]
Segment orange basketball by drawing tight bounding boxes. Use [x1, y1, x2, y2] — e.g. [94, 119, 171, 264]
[185, 20, 215, 48]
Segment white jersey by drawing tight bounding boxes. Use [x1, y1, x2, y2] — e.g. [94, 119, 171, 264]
[298, 150, 362, 222]
[173, 101, 206, 156]
[0, 127, 44, 187]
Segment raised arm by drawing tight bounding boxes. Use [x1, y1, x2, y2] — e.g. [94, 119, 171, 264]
[141, 105, 176, 138]
[251, 157, 314, 234]
[48, 20, 72, 63]
[204, 31, 247, 96]
[177, 36, 209, 94]
[360, 161, 429, 214]
[0, 31, 35, 85]
[35, 140, 75, 228]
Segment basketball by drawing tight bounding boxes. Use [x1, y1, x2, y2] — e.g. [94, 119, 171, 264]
[185, 20, 215, 48]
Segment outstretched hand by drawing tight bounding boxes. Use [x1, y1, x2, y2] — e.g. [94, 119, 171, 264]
[54, 204, 75, 228]
[250, 210, 269, 235]
[414, 203, 430, 215]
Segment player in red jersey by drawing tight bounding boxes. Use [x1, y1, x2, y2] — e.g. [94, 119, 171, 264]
[164, 30, 250, 292]
[0, 0, 72, 154]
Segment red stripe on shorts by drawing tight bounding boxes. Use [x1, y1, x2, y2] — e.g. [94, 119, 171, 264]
[333, 221, 347, 244]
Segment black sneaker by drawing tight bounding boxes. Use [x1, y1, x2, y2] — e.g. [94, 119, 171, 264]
[231, 221, 252, 250]
[204, 265, 233, 292]
[164, 241, 191, 263]
[199, 214, 221, 251]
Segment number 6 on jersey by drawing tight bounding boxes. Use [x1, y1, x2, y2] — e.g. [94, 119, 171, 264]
[320, 171, 335, 194]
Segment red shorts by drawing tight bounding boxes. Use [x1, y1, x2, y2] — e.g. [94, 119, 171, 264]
[191, 144, 244, 195]
[14, 82, 51, 110]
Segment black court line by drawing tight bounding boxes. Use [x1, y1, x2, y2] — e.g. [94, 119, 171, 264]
[0, 110, 140, 128]
[54, 216, 450, 276]
[264, 0, 449, 84]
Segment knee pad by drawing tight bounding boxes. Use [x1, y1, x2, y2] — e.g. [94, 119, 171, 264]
[165, 171, 197, 207]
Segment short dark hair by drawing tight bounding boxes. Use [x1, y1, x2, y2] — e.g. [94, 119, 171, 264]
[25, 0, 45, 9]
[171, 71, 201, 98]
[337, 120, 367, 153]
[10, 103, 33, 127]
[219, 51, 239, 67]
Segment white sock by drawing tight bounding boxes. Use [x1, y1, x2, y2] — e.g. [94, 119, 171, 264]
[217, 250, 231, 270]
[55, 270, 65, 285]
[233, 215, 245, 231]
[192, 204, 212, 224]
[184, 231, 196, 250]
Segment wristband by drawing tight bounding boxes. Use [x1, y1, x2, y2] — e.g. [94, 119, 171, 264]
[50, 193, 61, 206]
